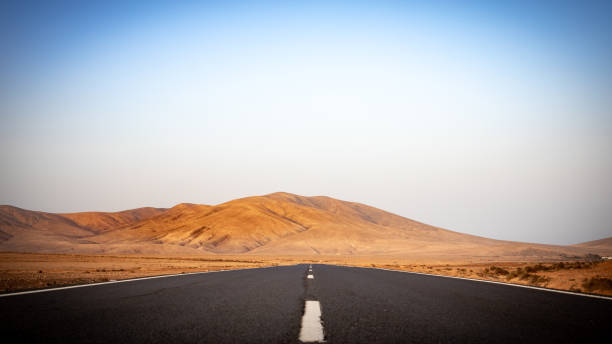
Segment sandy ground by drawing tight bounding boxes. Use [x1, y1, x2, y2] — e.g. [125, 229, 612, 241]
[1, 253, 611, 296]
[0, 253, 287, 292]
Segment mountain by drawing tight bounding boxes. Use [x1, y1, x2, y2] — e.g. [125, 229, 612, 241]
[0, 193, 607, 259]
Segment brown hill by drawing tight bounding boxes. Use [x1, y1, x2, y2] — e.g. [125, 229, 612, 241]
[92, 192, 484, 254]
[1, 205, 93, 236]
[0, 193, 606, 259]
[0, 205, 166, 253]
[573, 237, 612, 256]
[60, 207, 167, 232]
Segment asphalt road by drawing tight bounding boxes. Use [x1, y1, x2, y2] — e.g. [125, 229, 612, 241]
[1, 264, 610, 343]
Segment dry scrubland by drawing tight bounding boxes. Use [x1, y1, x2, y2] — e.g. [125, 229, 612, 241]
[1, 253, 611, 296]
[0, 253, 283, 292]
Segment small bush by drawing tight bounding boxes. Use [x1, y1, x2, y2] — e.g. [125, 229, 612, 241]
[529, 274, 550, 285]
[488, 266, 509, 275]
[505, 268, 520, 280]
[510, 269, 549, 285]
[518, 272, 531, 280]
[525, 263, 550, 273]
[582, 277, 612, 292]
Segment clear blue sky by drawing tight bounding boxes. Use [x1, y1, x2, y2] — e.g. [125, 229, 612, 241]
[1, 1, 611, 245]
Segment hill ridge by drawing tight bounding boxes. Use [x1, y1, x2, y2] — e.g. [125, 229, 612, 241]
[1, 193, 610, 258]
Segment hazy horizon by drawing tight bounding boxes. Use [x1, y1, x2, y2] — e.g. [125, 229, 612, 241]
[1, 1, 611, 245]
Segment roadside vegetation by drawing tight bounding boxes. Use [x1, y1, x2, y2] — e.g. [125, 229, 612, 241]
[481, 261, 604, 286]
[477, 261, 612, 294]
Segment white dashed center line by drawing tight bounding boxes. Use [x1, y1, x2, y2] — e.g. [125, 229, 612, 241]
[300, 265, 324, 342]
[299, 300, 325, 342]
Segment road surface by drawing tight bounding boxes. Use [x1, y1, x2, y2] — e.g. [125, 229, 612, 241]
[1, 264, 610, 343]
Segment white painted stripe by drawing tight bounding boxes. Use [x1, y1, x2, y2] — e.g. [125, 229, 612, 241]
[348, 266, 612, 301]
[307, 274, 314, 279]
[0, 265, 279, 298]
[299, 300, 325, 342]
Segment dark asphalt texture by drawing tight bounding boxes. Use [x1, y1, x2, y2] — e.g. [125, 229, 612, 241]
[1, 264, 610, 343]
[0, 266, 306, 343]
[312, 265, 611, 343]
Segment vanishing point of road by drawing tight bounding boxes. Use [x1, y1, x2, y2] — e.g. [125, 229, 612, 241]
[1, 264, 610, 343]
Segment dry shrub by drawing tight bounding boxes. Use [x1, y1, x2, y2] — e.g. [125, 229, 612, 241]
[529, 274, 550, 285]
[582, 277, 612, 292]
[505, 266, 550, 285]
[483, 266, 509, 276]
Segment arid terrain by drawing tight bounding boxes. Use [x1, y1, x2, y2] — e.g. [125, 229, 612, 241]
[1, 192, 611, 295]
[0, 252, 283, 292]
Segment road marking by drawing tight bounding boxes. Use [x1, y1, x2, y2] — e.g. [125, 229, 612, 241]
[0, 266, 279, 298]
[299, 300, 325, 342]
[307, 274, 314, 279]
[349, 266, 612, 301]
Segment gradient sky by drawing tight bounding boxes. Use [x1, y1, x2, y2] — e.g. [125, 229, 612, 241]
[1, 1, 611, 245]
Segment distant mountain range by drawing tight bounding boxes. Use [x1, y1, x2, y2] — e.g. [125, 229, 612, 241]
[1, 192, 610, 260]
